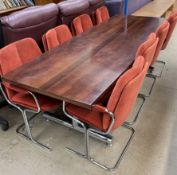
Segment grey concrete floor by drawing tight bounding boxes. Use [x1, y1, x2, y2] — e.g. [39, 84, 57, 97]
[0, 25, 177, 175]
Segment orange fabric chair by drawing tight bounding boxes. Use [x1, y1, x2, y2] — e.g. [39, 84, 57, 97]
[151, 21, 170, 65]
[145, 21, 170, 78]
[64, 56, 149, 170]
[42, 24, 72, 51]
[136, 33, 159, 97]
[136, 33, 159, 67]
[95, 6, 110, 25]
[72, 14, 93, 35]
[163, 10, 177, 49]
[0, 38, 60, 149]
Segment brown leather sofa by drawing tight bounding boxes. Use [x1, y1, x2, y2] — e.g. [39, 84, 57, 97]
[57, 0, 90, 27]
[0, 3, 59, 49]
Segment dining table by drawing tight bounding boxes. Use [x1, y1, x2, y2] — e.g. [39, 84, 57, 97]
[1, 14, 164, 144]
[2, 15, 163, 110]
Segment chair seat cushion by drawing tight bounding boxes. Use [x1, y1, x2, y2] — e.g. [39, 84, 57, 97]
[11, 93, 59, 112]
[66, 104, 104, 131]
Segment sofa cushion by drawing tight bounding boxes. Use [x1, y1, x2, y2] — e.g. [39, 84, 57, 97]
[88, 0, 105, 13]
[0, 3, 59, 49]
[58, 0, 90, 26]
[58, 0, 89, 16]
[89, 0, 104, 6]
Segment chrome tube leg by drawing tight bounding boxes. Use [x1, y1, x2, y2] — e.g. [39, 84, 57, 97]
[16, 113, 38, 134]
[22, 110, 34, 140]
[141, 74, 157, 98]
[147, 74, 156, 97]
[85, 129, 90, 158]
[149, 60, 166, 78]
[67, 125, 135, 172]
[66, 127, 88, 158]
[19, 109, 52, 151]
[156, 60, 165, 78]
[88, 125, 135, 171]
[125, 94, 146, 125]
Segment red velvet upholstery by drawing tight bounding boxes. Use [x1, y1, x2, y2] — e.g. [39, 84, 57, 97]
[136, 33, 159, 66]
[151, 21, 170, 65]
[163, 10, 177, 50]
[0, 38, 59, 111]
[42, 24, 72, 51]
[95, 6, 110, 24]
[72, 14, 93, 35]
[66, 56, 149, 131]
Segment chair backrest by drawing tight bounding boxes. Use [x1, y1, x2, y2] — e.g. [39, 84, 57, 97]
[0, 38, 42, 99]
[136, 33, 159, 67]
[163, 10, 177, 50]
[42, 24, 72, 51]
[57, 0, 90, 28]
[102, 56, 149, 131]
[72, 14, 93, 35]
[151, 21, 170, 65]
[95, 6, 110, 24]
[0, 3, 59, 50]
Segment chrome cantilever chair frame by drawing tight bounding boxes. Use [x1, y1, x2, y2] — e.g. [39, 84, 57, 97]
[140, 73, 157, 98]
[63, 101, 135, 171]
[143, 59, 165, 97]
[125, 93, 146, 125]
[149, 60, 166, 78]
[0, 82, 51, 150]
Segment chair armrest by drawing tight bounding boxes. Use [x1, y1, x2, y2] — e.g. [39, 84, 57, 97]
[93, 104, 115, 134]
[26, 91, 41, 113]
[93, 104, 108, 113]
[0, 82, 41, 113]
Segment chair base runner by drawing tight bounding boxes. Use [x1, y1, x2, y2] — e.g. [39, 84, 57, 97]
[66, 124, 135, 171]
[125, 94, 146, 125]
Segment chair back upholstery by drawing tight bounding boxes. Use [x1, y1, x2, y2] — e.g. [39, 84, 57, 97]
[136, 33, 159, 66]
[58, 0, 90, 28]
[163, 10, 177, 50]
[0, 4, 59, 49]
[103, 56, 148, 130]
[42, 24, 72, 51]
[151, 21, 169, 65]
[95, 6, 110, 24]
[0, 38, 41, 100]
[72, 14, 93, 35]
